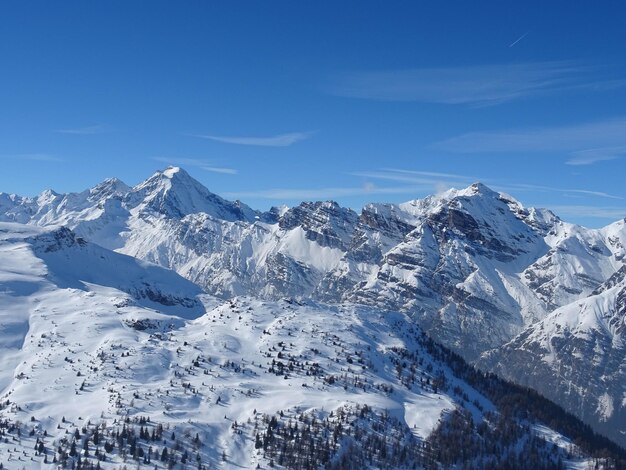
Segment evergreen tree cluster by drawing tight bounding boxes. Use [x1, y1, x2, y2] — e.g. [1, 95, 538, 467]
[253, 402, 610, 470]
[427, 408, 566, 469]
[0, 414, 207, 469]
[255, 404, 427, 469]
[418, 332, 626, 467]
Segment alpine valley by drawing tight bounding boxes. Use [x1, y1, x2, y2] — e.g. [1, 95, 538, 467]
[0, 166, 625, 469]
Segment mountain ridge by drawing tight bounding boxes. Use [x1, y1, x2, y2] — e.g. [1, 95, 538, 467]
[1, 166, 625, 449]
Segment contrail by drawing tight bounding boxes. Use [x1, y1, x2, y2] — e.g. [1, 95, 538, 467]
[508, 32, 529, 48]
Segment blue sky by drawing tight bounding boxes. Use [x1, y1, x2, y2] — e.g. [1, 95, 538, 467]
[1, 1, 625, 227]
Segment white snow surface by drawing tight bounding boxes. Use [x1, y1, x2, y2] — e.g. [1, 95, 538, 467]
[0, 222, 592, 468]
[2, 167, 626, 460]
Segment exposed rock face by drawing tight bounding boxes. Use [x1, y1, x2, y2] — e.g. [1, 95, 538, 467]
[477, 276, 626, 447]
[278, 201, 359, 251]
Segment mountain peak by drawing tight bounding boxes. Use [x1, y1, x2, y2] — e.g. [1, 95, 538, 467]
[453, 181, 500, 199]
[103, 176, 126, 186]
[162, 166, 186, 179]
[131, 167, 257, 222]
[137, 166, 202, 193]
[469, 181, 494, 194]
[90, 177, 130, 199]
[399, 181, 504, 217]
[144, 166, 193, 185]
[37, 188, 61, 204]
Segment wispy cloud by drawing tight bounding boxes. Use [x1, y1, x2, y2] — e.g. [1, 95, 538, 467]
[566, 146, 626, 166]
[380, 168, 474, 180]
[351, 168, 476, 196]
[495, 182, 623, 200]
[549, 205, 626, 221]
[508, 32, 529, 48]
[434, 118, 626, 153]
[561, 190, 622, 200]
[55, 124, 108, 135]
[189, 131, 314, 147]
[198, 166, 237, 175]
[353, 169, 623, 201]
[0, 153, 63, 162]
[224, 168, 476, 202]
[223, 184, 430, 201]
[328, 61, 622, 106]
[353, 169, 474, 184]
[434, 118, 626, 166]
[152, 157, 237, 175]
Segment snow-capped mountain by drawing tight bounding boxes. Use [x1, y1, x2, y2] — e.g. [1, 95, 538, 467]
[478, 221, 626, 448]
[1, 167, 625, 450]
[2, 168, 622, 358]
[0, 221, 621, 468]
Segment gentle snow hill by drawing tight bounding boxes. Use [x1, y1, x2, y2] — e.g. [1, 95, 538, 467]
[0, 222, 206, 318]
[0, 222, 205, 388]
[0, 221, 206, 411]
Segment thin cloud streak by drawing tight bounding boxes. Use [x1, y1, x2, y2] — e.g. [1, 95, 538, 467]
[434, 118, 626, 166]
[494, 183, 623, 200]
[235, 168, 477, 202]
[550, 205, 626, 221]
[223, 184, 431, 201]
[0, 153, 63, 162]
[55, 125, 108, 135]
[200, 166, 238, 175]
[190, 131, 314, 147]
[356, 169, 622, 201]
[351, 169, 476, 190]
[565, 190, 623, 200]
[381, 168, 474, 180]
[508, 32, 529, 48]
[329, 61, 622, 106]
[350, 168, 624, 200]
[566, 146, 626, 166]
[152, 157, 237, 175]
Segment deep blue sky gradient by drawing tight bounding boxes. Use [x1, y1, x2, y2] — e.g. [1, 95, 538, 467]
[1, 1, 626, 226]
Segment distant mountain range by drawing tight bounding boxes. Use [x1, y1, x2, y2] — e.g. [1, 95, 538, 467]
[1, 166, 624, 462]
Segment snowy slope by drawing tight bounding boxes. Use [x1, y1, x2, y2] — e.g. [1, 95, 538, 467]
[478, 263, 626, 448]
[0, 222, 206, 391]
[2, 167, 626, 451]
[0, 222, 609, 468]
